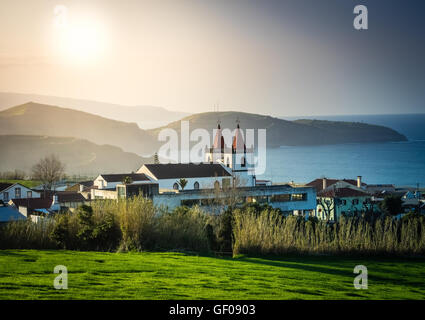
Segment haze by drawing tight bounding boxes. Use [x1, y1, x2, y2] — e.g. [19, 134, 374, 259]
[0, 0, 424, 117]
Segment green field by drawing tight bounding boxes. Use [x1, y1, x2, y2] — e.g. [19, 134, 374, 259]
[0, 250, 425, 300]
[0, 179, 42, 188]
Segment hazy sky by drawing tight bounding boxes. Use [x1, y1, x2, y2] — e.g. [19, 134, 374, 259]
[0, 0, 424, 116]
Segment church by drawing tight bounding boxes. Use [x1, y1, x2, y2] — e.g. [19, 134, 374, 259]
[136, 122, 256, 190]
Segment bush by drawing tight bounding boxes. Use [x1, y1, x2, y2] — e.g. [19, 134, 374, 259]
[232, 208, 425, 257]
[3, 197, 425, 257]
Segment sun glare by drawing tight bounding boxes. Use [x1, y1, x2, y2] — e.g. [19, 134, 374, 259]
[52, 5, 106, 64]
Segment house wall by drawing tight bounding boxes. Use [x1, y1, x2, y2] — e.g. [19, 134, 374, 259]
[154, 176, 233, 191]
[1, 185, 40, 202]
[94, 176, 152, 190]
[91, 188, 118, 200]
[152, 185, 316, 213]
[315, 196, 371, 221]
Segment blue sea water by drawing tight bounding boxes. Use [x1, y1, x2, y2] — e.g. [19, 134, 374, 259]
[258, 113, 425, 186]
[258, 141, 425, 186]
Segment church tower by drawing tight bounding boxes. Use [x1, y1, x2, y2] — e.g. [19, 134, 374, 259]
[205, 121, 255, 187]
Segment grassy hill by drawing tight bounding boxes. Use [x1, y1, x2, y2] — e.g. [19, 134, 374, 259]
[1, 250, 424, 299]
[0, 105, 407, 161]
[0, 135, 150, 175]
[0, 92, 189, 129]
[0, 102, 159, 156]
[149, 111, 407, 147]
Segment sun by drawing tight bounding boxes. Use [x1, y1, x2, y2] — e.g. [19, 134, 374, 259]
[52, 5, 106, 64]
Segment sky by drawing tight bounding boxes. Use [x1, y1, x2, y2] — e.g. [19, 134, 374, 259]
[0, 0, 424, 117]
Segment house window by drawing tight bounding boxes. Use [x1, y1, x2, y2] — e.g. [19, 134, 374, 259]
[194, 181, 200, 190]
[27, 191, 32, 198]
[3, 192, 8, 202]
[214, 181, 220, 189]
[342, 199, 347, 205]
[352, 199, 359, 205]
[271, 194, 291, 202]
[291, 193, 307, 201]
[241, 156, 246, 167]
[173, 183, 179, 190]
[15, 188, 21, 199]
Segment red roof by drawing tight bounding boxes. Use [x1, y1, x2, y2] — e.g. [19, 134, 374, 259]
[12, 198, 52, 209]
[306, 178, 367, 191]
[232, 124, 246, 152]
[212, 124, 225, 150]
[318, 187, 370, 198]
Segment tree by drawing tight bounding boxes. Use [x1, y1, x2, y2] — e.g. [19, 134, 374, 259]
[318, 197, 335, 221]
[122, 176, 133, 185]
[177, 178, 188, 190]
[380, 195, 403, 216]
[32, 154, 65, 195]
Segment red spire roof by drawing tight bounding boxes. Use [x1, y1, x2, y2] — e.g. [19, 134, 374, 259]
[232, 123, 246, 152]
[213, 123, 225, 150]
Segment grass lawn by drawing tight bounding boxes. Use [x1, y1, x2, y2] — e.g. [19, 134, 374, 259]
[0, 179, 42, 188]
[0, 250, 425, 300]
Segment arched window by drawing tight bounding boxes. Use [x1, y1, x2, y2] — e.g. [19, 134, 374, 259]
[214, 181, 220, 189]
[173, 183, 179, 190]
[194, 181, 200, 190]
[226, 157, 230, 167]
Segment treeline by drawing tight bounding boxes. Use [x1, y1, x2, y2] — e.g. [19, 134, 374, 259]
[0, 169, 27, 180]
[1, 198, 425, 257]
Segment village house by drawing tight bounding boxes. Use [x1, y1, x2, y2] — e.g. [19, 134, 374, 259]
[314, 187, 374, 221]
[0, 182, 41, 203]
[306, 176, 367, 193]
[9, 191, 90, 218]
[91, 173, 154, 199]
[0, 200, 26, 224]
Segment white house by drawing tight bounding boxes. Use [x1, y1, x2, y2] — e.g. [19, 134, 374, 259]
[93, 173, 153, 190]
[137, 163, 233, 191]
[0, 183, 41, 203]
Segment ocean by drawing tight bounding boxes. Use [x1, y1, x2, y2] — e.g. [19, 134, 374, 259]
[257, 114, 425, 186]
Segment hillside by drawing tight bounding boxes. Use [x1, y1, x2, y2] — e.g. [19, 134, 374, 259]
[0, 102, 159, 156]
[0, 92, 189, 129]
[0, 135, 151, 176]
[149, 111, 407, 147]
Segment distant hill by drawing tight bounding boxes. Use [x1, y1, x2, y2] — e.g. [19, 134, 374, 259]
[0, 92, 189, 129]
[0, 135, 153, 176]
[149, 111, 407, 147]
[282, 113, 425, 141]
[0, 102, 159, 156]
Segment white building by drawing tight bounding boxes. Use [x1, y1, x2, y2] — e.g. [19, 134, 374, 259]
[93, 173, 153, 190]
[0, 183, 41, 203]
[137, 163, 233, 191]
